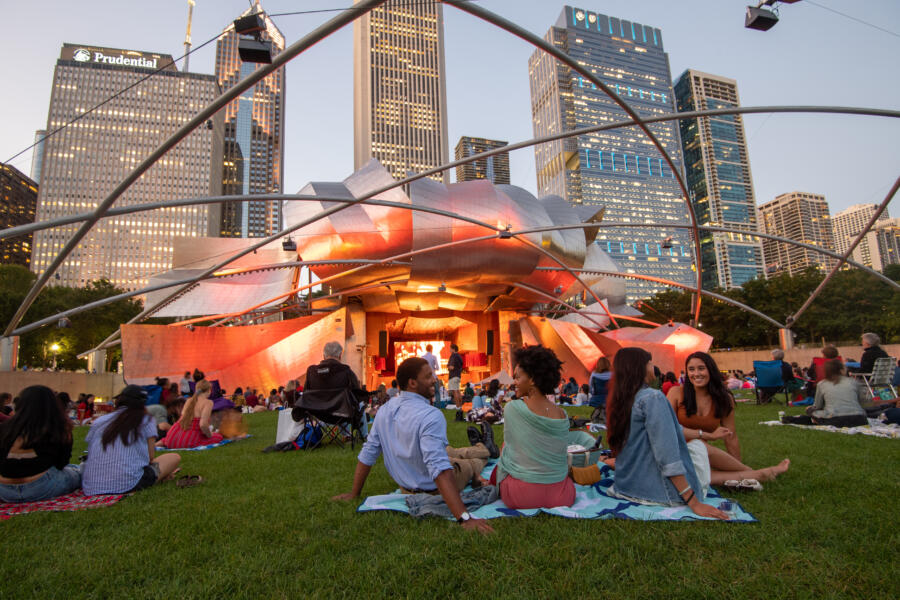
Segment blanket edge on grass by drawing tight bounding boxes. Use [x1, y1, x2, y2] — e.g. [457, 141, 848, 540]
[156, 434, 251, 451]
[0, 489, 129, 519]
[759, 419, 899, 439]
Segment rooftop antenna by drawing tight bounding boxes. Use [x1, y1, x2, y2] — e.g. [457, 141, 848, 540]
[183, 0, 196, 72]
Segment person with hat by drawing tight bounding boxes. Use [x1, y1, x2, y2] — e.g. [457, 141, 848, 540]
[82, 385, 181, 496]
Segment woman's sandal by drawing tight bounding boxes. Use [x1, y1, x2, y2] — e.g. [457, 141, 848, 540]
[176, 475, 205, 489]
[739, 478, 763, 491]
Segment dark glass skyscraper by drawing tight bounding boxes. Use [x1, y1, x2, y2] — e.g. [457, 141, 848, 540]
[529, 6, 693, 302]
[674, 70, 764, 289]
[215, 3, 285, 238]
[0, 163, 37, 267]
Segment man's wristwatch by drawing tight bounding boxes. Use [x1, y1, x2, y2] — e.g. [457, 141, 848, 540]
[457, 511, 472, 525]
[697, 430, 703, 440]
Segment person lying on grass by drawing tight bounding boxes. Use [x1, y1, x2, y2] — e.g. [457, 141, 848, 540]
[82, 385, 181, 496]
[0, 385, 82, 503]
[668, 351, 791, 485]
[570, 348, 728, 519]
[333, 357, 496, 534]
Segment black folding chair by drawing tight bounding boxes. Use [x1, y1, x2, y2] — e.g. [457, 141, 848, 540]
[291, 387, 365, 449]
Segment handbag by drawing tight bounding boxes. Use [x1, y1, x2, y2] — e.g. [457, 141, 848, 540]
[566, 447, 606, 468]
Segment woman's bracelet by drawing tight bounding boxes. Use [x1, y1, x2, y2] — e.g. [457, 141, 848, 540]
[678, 485, 691, 496]
[681, 490, 695, 504]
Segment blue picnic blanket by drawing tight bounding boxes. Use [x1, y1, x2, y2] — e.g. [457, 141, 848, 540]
[358, 460, 756, 522]
[156, 435, 251, 452]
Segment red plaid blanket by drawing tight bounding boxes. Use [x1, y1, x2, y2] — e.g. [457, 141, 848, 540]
[0, 489, 129, 519]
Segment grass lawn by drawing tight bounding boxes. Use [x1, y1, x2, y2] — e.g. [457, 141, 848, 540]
[3, 395, 898, 599]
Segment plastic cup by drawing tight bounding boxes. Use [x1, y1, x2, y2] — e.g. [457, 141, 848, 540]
[718, 500, 736, 519]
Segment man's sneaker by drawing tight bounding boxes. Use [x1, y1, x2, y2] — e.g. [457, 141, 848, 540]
[467, 426, 483, 447]
[480, 423, 500, 459]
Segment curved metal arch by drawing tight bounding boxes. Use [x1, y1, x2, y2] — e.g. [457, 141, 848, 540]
[443, 0, 704, 323]
[535, 267, 785, 329]
[789, 174, 900, 324]
[3, 0, 393, 337]
[511, 282, 661, 328]
[4, 105, 899, 244]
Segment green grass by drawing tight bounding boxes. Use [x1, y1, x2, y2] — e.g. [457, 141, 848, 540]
[3, 396, 898, 599]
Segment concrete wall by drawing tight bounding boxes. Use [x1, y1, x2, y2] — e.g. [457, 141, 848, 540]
[709, 344, 900, 373]
[0, 371, 126, 402]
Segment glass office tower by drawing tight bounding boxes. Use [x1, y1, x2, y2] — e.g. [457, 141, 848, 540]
[674, 69, 764, 289]
[529, 6, 694, 303]
[215, 4, 285, 238]
[31, 44, 223, 291]
[454, 137, 510, 184]
[0, 163, 37, 267]
[354, 0, 449, 183]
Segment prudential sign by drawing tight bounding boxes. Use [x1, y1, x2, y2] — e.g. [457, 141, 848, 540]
[73, 48, 159, 69]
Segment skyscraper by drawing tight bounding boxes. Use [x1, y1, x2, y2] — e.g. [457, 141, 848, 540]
[215, 4, 286, 238]
[354, 0, 449, 183]
[831, 203, 891, 266]
[0, 163, 37, 267]
[454, 137, 510, 184]
[31, 44, 223, 290]
[758, 192, 835, 276]
[674, 70, 764, 289]
[857, 218, 900, 271]
[529, 6, 694, 302]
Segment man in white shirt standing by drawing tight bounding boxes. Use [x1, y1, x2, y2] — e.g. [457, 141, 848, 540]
[178, 371, 191, 396]
[421, 344, 442, 404]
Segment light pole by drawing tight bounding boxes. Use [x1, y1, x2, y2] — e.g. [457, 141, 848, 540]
[50, 343, 60, 370]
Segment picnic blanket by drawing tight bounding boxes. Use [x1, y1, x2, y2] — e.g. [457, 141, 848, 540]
[358, 461, 756, 522]
[0, 489, 129, 519]
[156, 434, 251, 451]
[760, 418, 900, 439]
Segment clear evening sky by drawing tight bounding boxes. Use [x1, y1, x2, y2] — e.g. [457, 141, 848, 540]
[2, 0, 898, 217]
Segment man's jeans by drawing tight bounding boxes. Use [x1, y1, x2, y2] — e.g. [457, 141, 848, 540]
[0, 464, 82, 503]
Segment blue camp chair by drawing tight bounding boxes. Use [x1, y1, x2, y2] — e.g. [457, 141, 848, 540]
[753, 360, 790, 405]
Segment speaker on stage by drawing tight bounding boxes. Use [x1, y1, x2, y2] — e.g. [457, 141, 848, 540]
[378, 331, 388, 357]
[486, 329, 494, 355]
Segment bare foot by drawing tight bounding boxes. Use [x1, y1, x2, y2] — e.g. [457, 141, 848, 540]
[761, 459, 790, 481]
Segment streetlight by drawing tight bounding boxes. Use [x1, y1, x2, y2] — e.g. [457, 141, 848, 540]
[49, 343, 61, 370]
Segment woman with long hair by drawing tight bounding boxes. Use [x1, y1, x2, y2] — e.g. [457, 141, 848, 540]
[588, 357, 612, 423]
[0, 386, 81, 502]
[491, 346, 596, 509]
[668, 351, 790, 485]
[158, 380, 224, 449]
[82, 385, 181, 495]
[572, 348, 727, 518]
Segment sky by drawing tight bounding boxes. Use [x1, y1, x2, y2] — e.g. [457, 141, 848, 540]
[2, 0, 899, 218]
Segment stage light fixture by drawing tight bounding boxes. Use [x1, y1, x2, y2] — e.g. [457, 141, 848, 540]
[233, 13, 265, 35]
[498, 224, 513, 239]
[282, 237, 297, 252]
[57, 317, 71, 328]
[438, 282, 447, 292]
[234, 12, 273, 63]
[661, 236, 673, 249]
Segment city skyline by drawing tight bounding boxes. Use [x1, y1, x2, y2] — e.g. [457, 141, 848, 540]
[1, 1, 897, 236]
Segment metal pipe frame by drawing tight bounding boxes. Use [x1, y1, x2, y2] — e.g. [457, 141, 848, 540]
[4, 105, 898, 244]
[788, 174, 900, 325]
[444, 0, 704, 323]
[511, 282, 661, 328]
[2, 0, 393, 337]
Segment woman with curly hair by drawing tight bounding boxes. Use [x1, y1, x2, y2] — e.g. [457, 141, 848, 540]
[491, 345, 595, 509]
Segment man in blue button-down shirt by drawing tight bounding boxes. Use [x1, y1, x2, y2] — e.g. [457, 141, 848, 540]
[333, 357, 494, 534]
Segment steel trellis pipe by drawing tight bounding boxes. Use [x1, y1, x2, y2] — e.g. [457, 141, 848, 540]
[3, 105, 898, 243]
[1, 0, 392, 337]
[443, 0, 704, 323]
[788, 175, 900, 325]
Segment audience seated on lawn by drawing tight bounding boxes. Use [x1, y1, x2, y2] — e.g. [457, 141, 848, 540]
[589, 357, 611, 423]
[848, 332, 889, 374]
[668, 351, 791, 484]
[490, 345, 595, 510]
[575, 384, 589, 406]
[571, 348, 727, 519]
[725, 372, 742, 391]
[782, 360, 867, 427]
[758, 349, 796, 403]
[158, 380, 224, 449]
[82, 385, 181, 496]
[332, 356, 495, 534]
[0, 386, 81, 503]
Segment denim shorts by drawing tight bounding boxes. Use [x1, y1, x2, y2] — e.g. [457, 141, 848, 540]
[0, 464, 82, 503]
[128, 463, 160, 493]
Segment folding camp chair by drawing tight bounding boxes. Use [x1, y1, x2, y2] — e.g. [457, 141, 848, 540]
[753, 360, 790, 404]
[851, 357, 897, 404]
[291, 387, 365, 449]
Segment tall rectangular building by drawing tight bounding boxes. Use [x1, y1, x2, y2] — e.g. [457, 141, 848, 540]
[0, 163, 38, 267]
[354, 0, 449, 183]
[758, 191, 835, 276]
[858, 218, 900, 271]
[215, 5, 286, 238]
[831, 203, 891, 267]
[454, 137, 510, 184]
[529, 6, 694, 302]
[674, 70, 764, 289]
[32, 44, 223, 291]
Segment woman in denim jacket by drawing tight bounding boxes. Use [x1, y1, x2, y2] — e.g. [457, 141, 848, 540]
[605, 348, 727, 518]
